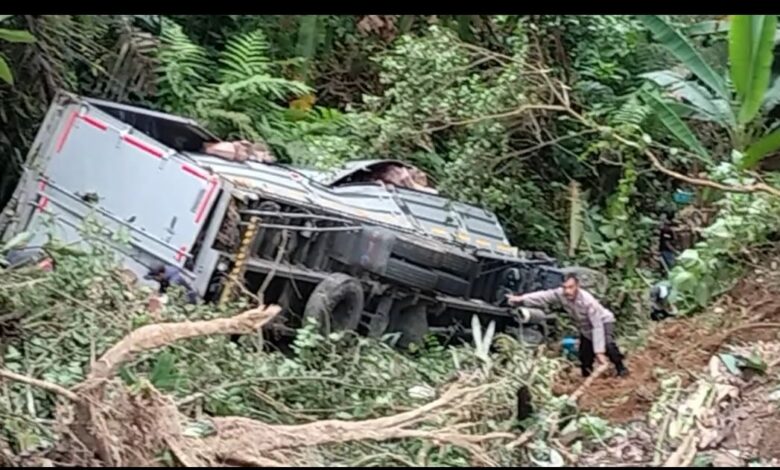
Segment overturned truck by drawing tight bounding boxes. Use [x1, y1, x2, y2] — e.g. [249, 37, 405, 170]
[1, 92, 606, 347]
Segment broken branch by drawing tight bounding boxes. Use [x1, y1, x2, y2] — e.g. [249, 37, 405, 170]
[0, 368, 79, 402]
[643, 149, 780, 198]
[84, 305, 282, 382]
[547, 363, 608, 440]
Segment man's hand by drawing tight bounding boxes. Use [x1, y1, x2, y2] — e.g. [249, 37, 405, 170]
[506, 294, 525, 306]
[596, 353, 608, 365]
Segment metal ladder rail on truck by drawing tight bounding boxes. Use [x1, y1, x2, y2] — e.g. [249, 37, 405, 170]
[1, 91, 604, 346]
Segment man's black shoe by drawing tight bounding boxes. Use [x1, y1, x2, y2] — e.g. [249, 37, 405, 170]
[616, 368, 629, 378]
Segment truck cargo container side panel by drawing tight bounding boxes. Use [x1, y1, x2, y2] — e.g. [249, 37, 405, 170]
[42, 108, 220, 268]
[23, 198, 179, 285]
[3, 102, 82, 243]
[187, 154, 417, 230]
[395, 189, 515, 255]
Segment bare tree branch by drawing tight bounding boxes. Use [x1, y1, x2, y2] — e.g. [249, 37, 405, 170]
[419, 103, 567, 134]
[84, 305, 282, 383]
[0, 368, 79, 402]
[643, 149, 780, 198]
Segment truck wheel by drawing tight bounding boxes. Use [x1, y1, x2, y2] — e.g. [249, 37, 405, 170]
[303, 273, 364, 335]
[388, 304, 429, 349]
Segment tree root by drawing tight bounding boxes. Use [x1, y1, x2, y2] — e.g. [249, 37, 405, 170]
[67, 305, 282, 466]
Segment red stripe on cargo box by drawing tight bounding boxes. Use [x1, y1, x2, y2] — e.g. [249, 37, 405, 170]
[37, 196, 49, 212]
[195, 179, 217, 224]
[56, 111, 78, 153]
[80, 115, 108, 131]
[175, 246, 187, 261]
[123, 135, 163, 158]
[38, 180, 47, 191]
[181, 164, 208, 181]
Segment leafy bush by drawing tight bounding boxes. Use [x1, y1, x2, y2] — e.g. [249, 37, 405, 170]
[669, 165, 780, 308]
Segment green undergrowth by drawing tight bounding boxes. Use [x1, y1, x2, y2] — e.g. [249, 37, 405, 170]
[0, 236, 597, 465]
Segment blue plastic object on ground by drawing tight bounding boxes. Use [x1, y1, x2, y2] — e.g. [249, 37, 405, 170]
[673, 189, 694, 205]
[561, 336, 577, 357]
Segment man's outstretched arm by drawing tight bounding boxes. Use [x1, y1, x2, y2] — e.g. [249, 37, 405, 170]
[507, 288, 561, 308]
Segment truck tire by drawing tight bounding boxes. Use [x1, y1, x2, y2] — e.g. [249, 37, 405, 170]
[383, 258, 438, 291]
[393, 236, 478, 277]
[389, 304, 429, 349]
[303, 273, 364, 334]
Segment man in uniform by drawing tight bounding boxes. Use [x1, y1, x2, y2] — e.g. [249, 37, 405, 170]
[507, 273, 629, 378]
[145, 263, 199, 304]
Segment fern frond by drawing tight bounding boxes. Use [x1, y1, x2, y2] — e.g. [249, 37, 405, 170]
[157, 18, 209, 110]
[218, 75, 312, 101]
[609, 94, 652, 130]
[219, 29, 272, 83]
[159, 20, 208, 73]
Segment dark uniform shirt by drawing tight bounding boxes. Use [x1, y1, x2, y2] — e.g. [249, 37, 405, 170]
[156, 266, 198, 304]
[659, 223, 675, 252]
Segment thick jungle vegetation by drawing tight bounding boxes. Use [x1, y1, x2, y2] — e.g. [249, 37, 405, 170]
[2, 15, 780, 467]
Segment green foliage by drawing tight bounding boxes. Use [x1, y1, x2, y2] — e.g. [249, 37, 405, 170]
[157, 19, 311, 146]
[639, 15, 780, 168]
[0, 16, 35, 85]
[638, 15, 729, 102]
[641, 89, 709, 157]
[728, 15, 777, 125]
[669, 166, 780, 309]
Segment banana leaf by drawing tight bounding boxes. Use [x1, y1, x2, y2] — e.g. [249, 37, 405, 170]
[641, 89, 709, 157]
[729, 15, 777, 124]
[638, 15, 729, 102]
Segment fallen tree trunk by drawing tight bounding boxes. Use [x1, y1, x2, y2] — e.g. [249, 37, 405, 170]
[84, 305, 282, 382]
[14, 303, 529, 467]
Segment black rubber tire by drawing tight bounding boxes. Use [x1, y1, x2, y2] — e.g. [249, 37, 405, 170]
[388, 304, 429, 349]
[303, 273, 364, 334]
[383, 258, 438, 291]
[393, 236, 478, 277]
